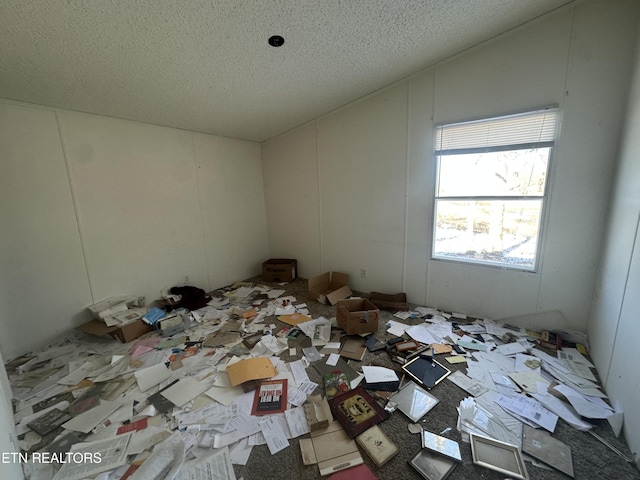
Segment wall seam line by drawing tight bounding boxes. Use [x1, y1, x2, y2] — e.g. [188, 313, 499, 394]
[55, 111, 95, 303]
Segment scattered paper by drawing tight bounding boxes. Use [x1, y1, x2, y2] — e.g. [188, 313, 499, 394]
[52, 433, 133, 480]
[326, 353, 340, 366]
[160, 376, 209, 407]
[134, 363, 173, 392]
[495, 394, 558, 432]
[62, 399, 123, 433]
[259, 415, 290, 455]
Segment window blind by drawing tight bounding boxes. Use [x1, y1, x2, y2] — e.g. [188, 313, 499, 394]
[435, 107, 559, 153]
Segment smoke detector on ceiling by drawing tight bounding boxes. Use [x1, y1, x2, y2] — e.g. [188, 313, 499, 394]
[268, 35, 285, 47]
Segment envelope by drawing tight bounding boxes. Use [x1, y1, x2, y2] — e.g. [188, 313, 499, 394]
[226, 358, 278, 386]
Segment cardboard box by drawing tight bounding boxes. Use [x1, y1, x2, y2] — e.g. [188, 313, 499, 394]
[303, 395, 332, 432]
[76, 318, 153, 343]
[336, 298, 379, 335]
[369, 291, 409, 311]
[262, 258, 297, 282]
[308, 271, 352, 305]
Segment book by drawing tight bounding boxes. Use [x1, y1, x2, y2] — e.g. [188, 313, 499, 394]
[251, 378, 288, 415]
[328, 386, 389, 438]
[356, 425, 398, 467]
[324, 371, 350, 400]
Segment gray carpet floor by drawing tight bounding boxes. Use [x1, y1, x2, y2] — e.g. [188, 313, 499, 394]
[231, 276, 640, 480]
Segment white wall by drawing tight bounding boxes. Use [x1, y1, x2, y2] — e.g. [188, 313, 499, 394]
[317, 85, 408, 294]
[0, 103, 93, 358]
[262, 123, 322, 277]
[0, 101, 268, 360]
[262, 0, 639, 332]
[588, 19, 640, 462]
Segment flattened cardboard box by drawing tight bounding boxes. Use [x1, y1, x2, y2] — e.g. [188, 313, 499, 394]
[299, 420, 363, 476]
[308, 271, 352, 305]
[262, 258, 297, 282]
[76, 318, 153, 343]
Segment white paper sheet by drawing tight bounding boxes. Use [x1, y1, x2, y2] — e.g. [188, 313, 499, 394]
[134, 363, 172, 392]
[204, 385, 245, 406]
[508, 370, 550, 394]
[326, 353, 339, 366]
[62, 400, 123, 434]
[267, 289, 286, 299]
[447, 371, 488, 397]
[160, 376, 209, 407]
[287, 386, 308, 407]
[495, 394, 558, 432]
[224, 412, 262, 438]
[289, 359, 310, 385]
[531, 392, 593, 431]
[495, 339, 529, 356]
[362, 366, 399, 383]
[259, 415, 290, 454]
[229, 438, 253, 466]
[296, 381, 319, 395]
[406, 324, 441, 344]
[514, 353, 542, 372]
[52, 432, 132, 480]
[178, 447, 236, 480]
[386, 320, 410, 337]
[553, 384, 613, 419]
[284, 406, 310, 438]
[130, 431, 185, 480]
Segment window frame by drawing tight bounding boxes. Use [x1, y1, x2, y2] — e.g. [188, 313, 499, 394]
[430, 107, 559, 272]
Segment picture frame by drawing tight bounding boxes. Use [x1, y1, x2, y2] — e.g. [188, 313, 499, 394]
[409, 448, 457, 480]
[469, 432, 529, 480]
[388, 381, 439, 422]
[329, 386, 389, 438]
[402, 355, 451, 389]
[421, 430, 462, 462]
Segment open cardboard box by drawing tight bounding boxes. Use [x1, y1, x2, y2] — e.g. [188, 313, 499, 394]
[76, 318, 153, 343]
[308, 271, 352, 305]
[336, 298, 380, 335]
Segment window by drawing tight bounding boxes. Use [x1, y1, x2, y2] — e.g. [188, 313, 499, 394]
[432, 107, 559, 271]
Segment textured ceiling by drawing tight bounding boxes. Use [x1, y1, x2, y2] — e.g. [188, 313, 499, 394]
[0, 1, 574, 142]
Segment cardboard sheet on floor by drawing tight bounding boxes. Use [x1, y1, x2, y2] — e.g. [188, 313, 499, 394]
[299, 420, 363, 476]
[340, 337, 366, 361]
[522, 424, 574, 477]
